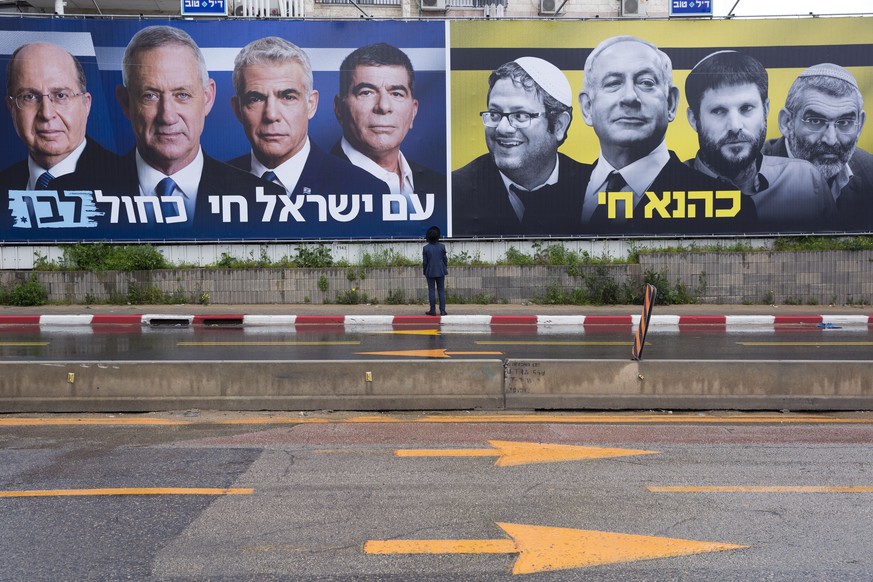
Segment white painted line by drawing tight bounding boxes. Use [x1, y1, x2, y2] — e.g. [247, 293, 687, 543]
[39, 315, 93, 326]
[649, 315, 681, 327]
[536, 315, 586, 327]
[345, 315, 395, 325]
[441, 315, 492, 326]
[725, 315, 775, 327]
[242, 315, 298, 326]
[821, 315, 871, 327]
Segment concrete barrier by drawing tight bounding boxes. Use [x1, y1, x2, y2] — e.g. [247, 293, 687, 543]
[0, 360, 505, 413]
[504, 359, 873, 410]
[2, 359, 872, 412]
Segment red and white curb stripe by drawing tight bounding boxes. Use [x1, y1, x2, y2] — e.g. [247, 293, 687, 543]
[0, 313, 870, 331]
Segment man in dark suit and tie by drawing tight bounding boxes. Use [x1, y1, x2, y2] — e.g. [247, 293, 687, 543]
[579, 35, 751, 235]
[332, 43, 445, 226]
[114, 26, 280, 234]
[227, 36, 387, 237]
[2, 42, 119, 196]
[453, 57, 590, 236]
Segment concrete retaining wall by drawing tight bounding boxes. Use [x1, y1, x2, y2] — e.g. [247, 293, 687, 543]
[0, 360, 505, 413]
[1, 250, 871, 305]
[2, 358, 871, 413]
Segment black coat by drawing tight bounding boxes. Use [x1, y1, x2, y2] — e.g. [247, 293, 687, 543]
[452, 152, 591, 237]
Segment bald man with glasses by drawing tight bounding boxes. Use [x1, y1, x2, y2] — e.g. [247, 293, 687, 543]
[2, 42, 120, 195]
[452, 57, 590, 236]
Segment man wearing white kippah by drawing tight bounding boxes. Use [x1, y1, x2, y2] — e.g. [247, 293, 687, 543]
[764, 63, 873, 230]
[452, 57, 590, 236]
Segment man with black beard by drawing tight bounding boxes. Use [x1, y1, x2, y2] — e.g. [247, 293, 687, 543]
[764, 63, 873, 231]
[685, 51, 835, 231]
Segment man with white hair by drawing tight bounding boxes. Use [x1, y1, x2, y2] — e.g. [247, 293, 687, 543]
[764, 63, 872, 230]
[453, 56, 589, 236]
[228, 36, 387, 201]
[579, 35, 752, 234]
[115, 25, 280, 228]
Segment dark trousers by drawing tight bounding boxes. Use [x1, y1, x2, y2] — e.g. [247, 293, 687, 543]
[426, 276, 446, 314]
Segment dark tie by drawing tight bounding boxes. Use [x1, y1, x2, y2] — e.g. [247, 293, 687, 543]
[261, 170, 277, 183]
[156, 177, 180, 220]
[510, 184, 556, 232]
[36, 171, 54, 190]
[591, 171, 627, 225]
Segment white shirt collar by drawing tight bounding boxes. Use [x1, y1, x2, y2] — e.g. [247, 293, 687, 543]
[136, 147, 203, 199]
[341, 137, 414, 196]
[27, 137, 87, 189]
[586, 140, 670, 204]
[785, 138, 854, 201]
[499, 155, 561, 222]
[250, 137, 310, 195]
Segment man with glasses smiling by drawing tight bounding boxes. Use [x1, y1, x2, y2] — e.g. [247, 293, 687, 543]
[764, 63, 873, 230]
[453, 57, 589, 236]
[2, 42, 119, 194]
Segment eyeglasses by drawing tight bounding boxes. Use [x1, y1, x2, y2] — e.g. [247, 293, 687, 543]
[799, 116, 861, 134]
[480, 110, 545, 128]
[8, 90, 86, 111]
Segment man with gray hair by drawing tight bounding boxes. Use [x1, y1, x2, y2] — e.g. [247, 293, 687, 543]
[684, 50, 833, 231]
[764, 63, 872, 229]
[579, 35, 748, 234]
[115, 25, 276, 227]
[228, 36, 387, 201]
[453, 56, 589, 236]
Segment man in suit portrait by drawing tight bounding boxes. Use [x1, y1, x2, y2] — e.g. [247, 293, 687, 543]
[2, 42, 119, 193]
[228, 37, 387, 204]
[115, 25, 278, 228]
[763, 63, 872, 231]
[579, 35, 751, 235]
[685, 50, 834, 231]
[332, 43, 445, 221]
[452, 57, 589, 236]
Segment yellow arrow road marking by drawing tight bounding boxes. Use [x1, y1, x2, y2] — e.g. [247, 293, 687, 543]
[396, 440, 658, 466]
[356, 349, 502, 358]
[177, 341, 360, 346]
[649, 486, 873, 493]
[365, 522, 747, 575]
[0, 487, 253, 498]
[737, 341, 873, 346]
[476, 340, 634, 346]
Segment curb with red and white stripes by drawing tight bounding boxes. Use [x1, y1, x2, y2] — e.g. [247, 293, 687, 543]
[1, 313, 871, 331]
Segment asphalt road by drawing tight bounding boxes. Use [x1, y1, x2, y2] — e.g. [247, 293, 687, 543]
[2, 412, 872, 581]
[1, 325, 872, 361]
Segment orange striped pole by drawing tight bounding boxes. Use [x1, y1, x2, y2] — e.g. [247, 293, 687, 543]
[632, 284, 657, 361]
